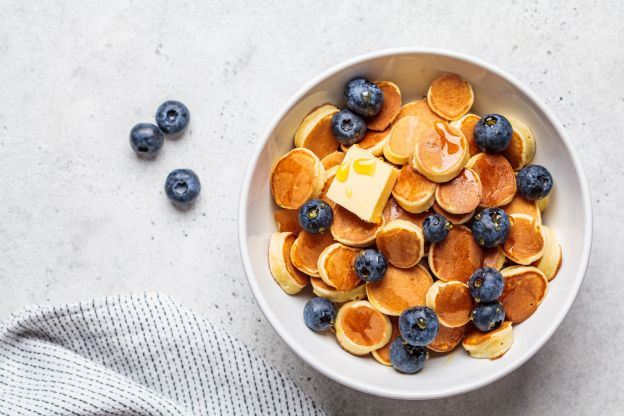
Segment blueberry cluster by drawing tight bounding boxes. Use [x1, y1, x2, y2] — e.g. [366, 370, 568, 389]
[330, 78, 384, 146]
[468, 268, 506, 332]
[129, 100, 200, 209]
[391, 306, 439, 374]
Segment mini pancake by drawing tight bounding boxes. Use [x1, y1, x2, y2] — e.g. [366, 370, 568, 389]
[290, 230, 335, 277]
[270, 148, 325, 209]
[382, 197, 430, 228]
[366, 264, 433, 316]
[462, 321, 513, 359]
[335, 300, 393, 356]
[294, 104, 340, 159]
[317, 243, 362, 291]
[310, 277, 367, 303]
[412, 121, 470, 183]
[466, 153, 516, 207]
[501, 116, 536, 171]
[532, 225, 562, 281]
[428, 324, 465, 353]
[503, 193, 541, 224]
[435, 168, 482, 214]
[432, 201, 473, 225]
[537, 193, 550, 212]
[268, 232, 309, 294]
[450, 113, 481, 156]
[426, 281, 474, 328]
[393, 98, 443, 126]
[482, 246, 505, 270]
[330, 204, 381, 247]
[274, 208, 302, 234]
[383, 115, 425, 165]
[319, 165, 338, 208]
[502, 213, 546, 265]
[367, 81, 402, 131]
[427, 73, 474, 120]
[500, 266, 548, 323]
[391, 165, 437, 213]
[372, 316, 399, 366]
[320, 151, 345, 170]
[429, 225, 484, 283]
[341, 128, 389, 157]
[376, 220, 425, 268]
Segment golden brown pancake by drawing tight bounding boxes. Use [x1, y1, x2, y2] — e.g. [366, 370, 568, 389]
[341, 129, 389, 157]
[537, 193, 550, 212]
[482, 246, 505, 270]
[391, 165, 437, 213]
[432, 201, 474, 224]
[435, 168, 482, 214]
[320, 151, 345, 170]
[450, 114, 481, 156]
[532, 225, 562, 281]
[294, 104, 340, 159]
[367, 81, 402, 131]
[501, 116, 535, 171]
[289, 230, 335, 277]
[319, 165, 337, 207]
[317, 243, 361, 291]
[274, 208, 302, 234]
[270, 148, 325, 209]
[412, 121, 469, 183]
[428, 324, 465, 353]
[366, 264, 433, 316]
[429, 225, 484, 283]
[500, 266, 548, 323]
[372, 316, 399, 365]
[268, 232, 309, 294]
[462, 321, 513, 359]
[335, 300, 392, 355]
[310, 277, 366, 303]
[376, 220, 425, 268]
[502, 214, 546, 265]
[426, 281, 474, 328]
[384, 115, 425, 165]
[393, 98, 443, 126]
[466, 153, 516, 207]
[330, 204, 380, 247]
[382, 197, 430, 227]
[427, 73, 474, 120]
[503, 194, 541, 224]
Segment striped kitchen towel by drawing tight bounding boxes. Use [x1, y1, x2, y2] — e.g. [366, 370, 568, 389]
[0, 293, 324, 416]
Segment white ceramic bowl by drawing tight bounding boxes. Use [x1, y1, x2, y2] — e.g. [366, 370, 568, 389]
[238, 49, 592, 399]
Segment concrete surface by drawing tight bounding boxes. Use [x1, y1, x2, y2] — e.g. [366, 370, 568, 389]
[0, 0, 622, 414]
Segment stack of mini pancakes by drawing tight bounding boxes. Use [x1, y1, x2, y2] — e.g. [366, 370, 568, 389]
[268, 73, 562, 367]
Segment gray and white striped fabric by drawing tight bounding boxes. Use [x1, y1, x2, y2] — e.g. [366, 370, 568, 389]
[0, 293, 324, 416]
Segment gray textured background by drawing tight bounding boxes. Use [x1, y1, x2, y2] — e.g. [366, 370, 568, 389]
[0, 1, 621, 414]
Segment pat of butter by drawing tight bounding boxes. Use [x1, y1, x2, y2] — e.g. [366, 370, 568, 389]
[326, 146, 399, 223]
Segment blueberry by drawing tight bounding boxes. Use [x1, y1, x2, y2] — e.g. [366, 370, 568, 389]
[130, 123, 164, 158]
[344, 78, 384, 117]
[468, 268, 505, 303]
[155, 100, 190, 136]
[298, 199, 333, 234]
[164, 169, 201, 208]
[517, 165, 553, 200]
[303, 297, 336, 332]
[422, 214, 452, 243]
[471, 301, 505, 332]
[471, 208, 510, 248]
[389, 337, 427, 374]
[354, 249, 387, 283]
[474, 114, 513, 153]
[331, 109, 366, 145]
[398, 306, 439, 347]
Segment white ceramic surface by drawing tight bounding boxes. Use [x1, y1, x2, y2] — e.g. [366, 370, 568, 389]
[238, 49, 592, 399]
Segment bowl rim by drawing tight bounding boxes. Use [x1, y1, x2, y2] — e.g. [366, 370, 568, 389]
[237, 47, 593, 399]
